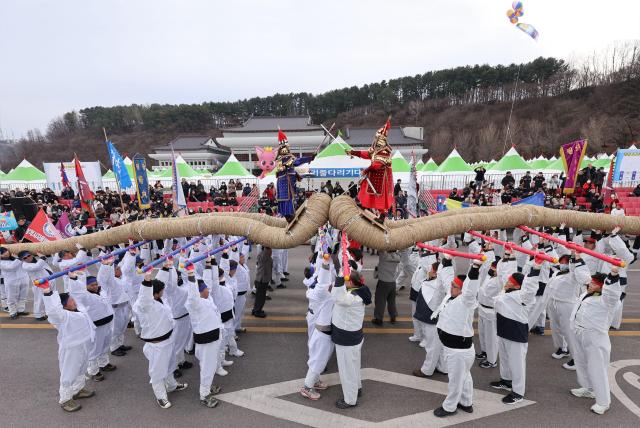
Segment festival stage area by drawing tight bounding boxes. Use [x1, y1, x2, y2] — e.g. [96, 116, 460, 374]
[1, 245, 639, 427]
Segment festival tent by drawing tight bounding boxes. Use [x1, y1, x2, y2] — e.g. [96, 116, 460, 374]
[487, 147, 531, 172]
[421, 158, 438, 172]
[2, 159, 46, 182]
[308, 136, 368, 181]
[416, 160, 424, 171]
[529, 156, 550, 170]
[157, 155, 203, 179]
[212, 153, 256, 181]
[391, 151, 411, 184]
[435, 149, 474, 174]
[424, 149, 474, 189]
[629, 143, 637, 149]
[543, 157, 565, 173]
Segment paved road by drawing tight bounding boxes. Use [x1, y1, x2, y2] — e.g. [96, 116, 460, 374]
[1, 246, 640, 427]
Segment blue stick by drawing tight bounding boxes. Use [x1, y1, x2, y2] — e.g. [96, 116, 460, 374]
[140, 236, 204, 273]
[183, 237, 246, 268]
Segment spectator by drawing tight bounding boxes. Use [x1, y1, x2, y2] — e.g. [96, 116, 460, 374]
[632, 184, 640, 197]
[14, 215, 30, 241]
[324, 180, 334, 196]
[532, 172, 545, 191]
[333, 182, 344, 197]
[501, 171, 515, 189]
[520, 171, 532, 192]
[594, 167, 606, 192]
[610, 203, 625, 216]
[348, 181, 358, 199]
[242, 183, 252, 196]
[548, 174, 560, 190]
[61, 186, 75, 200]
[474, 166, 486, 189]
[394, 179, 402, 196]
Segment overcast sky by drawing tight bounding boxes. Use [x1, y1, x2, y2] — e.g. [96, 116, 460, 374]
[0, 0, 638, 137]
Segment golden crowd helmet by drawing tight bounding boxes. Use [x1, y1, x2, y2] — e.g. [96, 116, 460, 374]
[369, 118, 392, 153]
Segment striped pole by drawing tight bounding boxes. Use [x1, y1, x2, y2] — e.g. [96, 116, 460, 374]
[140, 236, 204, 273]
[182, 237, 247, 268]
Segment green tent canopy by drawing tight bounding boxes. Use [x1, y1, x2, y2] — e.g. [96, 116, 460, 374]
[421, 158, 438, 172]
[528, 156, 550, 170]
[213, 153, 254, 178]
[316, 136, 352, 158]
[3, 159, 46, 181]
[544, 157, 565, 171]
[157, 155, 203, 179]
[435, 149, 474, 173]
[391, 151, 411, 173]
[488, 147, 531, 172]
[416, 160, 424, 170]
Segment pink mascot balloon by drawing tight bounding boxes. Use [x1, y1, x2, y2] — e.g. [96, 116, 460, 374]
[255, 146, 276, 179]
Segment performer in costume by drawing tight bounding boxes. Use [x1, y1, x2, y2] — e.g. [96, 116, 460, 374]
[275, 129, 314, 221]
[346, 118, 394, 222]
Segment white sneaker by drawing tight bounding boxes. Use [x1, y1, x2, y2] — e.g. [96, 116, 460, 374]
[419, 341, 426, 348]
[590, 403, 609, 415]
[222, 360, 234, 367]
[408, 335, 421, 342]
[216, 367, 228, 376]
[563, 359, 576, 371]
[571, 388, 596, 399]
[230, 349, 245, 357]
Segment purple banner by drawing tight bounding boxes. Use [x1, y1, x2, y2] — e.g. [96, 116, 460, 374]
[560, 139, 587, 194]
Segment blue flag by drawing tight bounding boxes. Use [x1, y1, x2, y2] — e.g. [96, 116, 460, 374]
[106, 140, 132, 189]
[133, 154, 151, 209]
[0, 211, 18, 231]
[513, 192, 545, 207]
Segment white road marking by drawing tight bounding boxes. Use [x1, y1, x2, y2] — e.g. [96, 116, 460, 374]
[609, 359, 640, 418]
[216, 368, 535, 427]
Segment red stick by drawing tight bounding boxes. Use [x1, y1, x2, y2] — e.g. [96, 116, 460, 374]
[417, 242, 487, 261]
[341, 232, 351, 280]
[468, 230, 557, 263]
[518, 226, 625, 267]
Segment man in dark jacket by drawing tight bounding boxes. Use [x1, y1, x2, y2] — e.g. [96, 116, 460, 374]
[501, 172, 515, 189]
[252, 246, 273, 318]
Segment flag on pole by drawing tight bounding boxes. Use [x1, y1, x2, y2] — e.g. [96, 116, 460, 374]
[133, 154, 151, 209]
[74, 155, 95, 213]
[55, 211, 74, 238]
[560, 139, 588, 194]
[23, 209, 63, 243]
[106, 140, 133, 189]
[407, 152, 418, 218]
[170, 144, 187, 215]
[0, 211, 18, 231]
[60, 162, 70, 187]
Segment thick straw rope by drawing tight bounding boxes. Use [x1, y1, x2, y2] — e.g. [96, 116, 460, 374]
[3, 193, 332, 255]
[328, 195, 640, 251]
[5, 193, 640, 254]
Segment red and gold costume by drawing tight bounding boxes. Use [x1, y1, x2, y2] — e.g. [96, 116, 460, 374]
[348, 119, 394, 213]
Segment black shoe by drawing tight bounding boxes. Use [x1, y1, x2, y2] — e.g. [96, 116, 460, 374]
[390, 317, 397, 324]
[111, 348, 126, 357]
[434, 406, 457, 417]
[35, 315, 48, 321]
[235, 328, 247, 334]
[173, 369, 183, 378]
[358, 388, 362, 397]
[371, 318, 383, 326]
[17, 311, 30, 316]
[457, 403, 474, 413]
[335, 399, 357, 409]
[266, 295, 272, 300]
[267, 286, 274, 292]
[479, 360, 497, 369]
[475, 351, 487, 360]
[434, 368, 448, 376]
[127, 321, 134, 328]
[276, 284, 287, 289]
[281, 277, 289, 282]
[101, 363, 117, 372]
[529, 326, 544, 335]
[490, 379, 512, 391]
[173, 383, 188, 392]
[185, 348, 195, 355]
[283, 272, 290, 276]
[118, 345, 132, 352]
[178, 361, 193, 370]
[253, 311, 266, 318]
[92, 372, 105, 382]
[412, 369, 429, 378]
[502, 392, 524, 404]
[9, 313, 18, 320]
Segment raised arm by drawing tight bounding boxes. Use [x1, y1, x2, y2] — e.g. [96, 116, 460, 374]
[521, 261, 542, 307]
[461, 261, 482, 307]
[136, 271, 156, 313]
[43, 288, 68, 327]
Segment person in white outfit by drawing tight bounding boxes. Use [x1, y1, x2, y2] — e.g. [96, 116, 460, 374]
[100, 252, 134, 357]
[233, 247, 251, 333]
[0, 247, 30, 319]
[157, 260, 194, 378]
[20, 251, 54, 321]
[53, 245, 90, 292]
[331, 268, 371, 409]
[432, 259, 483, 418]
[476, 259, 501, 369]
[490, 259, 544, 405]
[601, 230, 634, 330]
[408, 248, 437, 344]
[300, 254, 335, 400]
[184, 261, 224, 408]
[133, 270, 188, 409]
[68, 269, 117, 382]
[569, 269, 623, 415]
[42, 284, 96, 412]
[412, 258, 453, 378]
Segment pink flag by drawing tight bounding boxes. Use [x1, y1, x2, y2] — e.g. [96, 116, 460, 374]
[55, 212, 74, 238]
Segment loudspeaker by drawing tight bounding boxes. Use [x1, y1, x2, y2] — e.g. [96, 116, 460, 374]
[9, 197, 39, 222]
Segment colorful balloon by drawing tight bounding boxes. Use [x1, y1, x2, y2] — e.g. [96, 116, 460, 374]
[506, 2, 538, 41]
[512, 1, 524, 16]
[255, 146, 276, 179]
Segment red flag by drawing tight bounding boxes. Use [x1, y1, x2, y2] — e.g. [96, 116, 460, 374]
[74, 155, 94, 212]
[23, 209, 63, 243]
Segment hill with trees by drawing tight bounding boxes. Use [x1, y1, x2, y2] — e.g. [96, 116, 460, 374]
[1, 42, 638, 171]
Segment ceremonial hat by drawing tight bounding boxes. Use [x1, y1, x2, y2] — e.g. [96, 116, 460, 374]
[508, 272, 524, 287]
